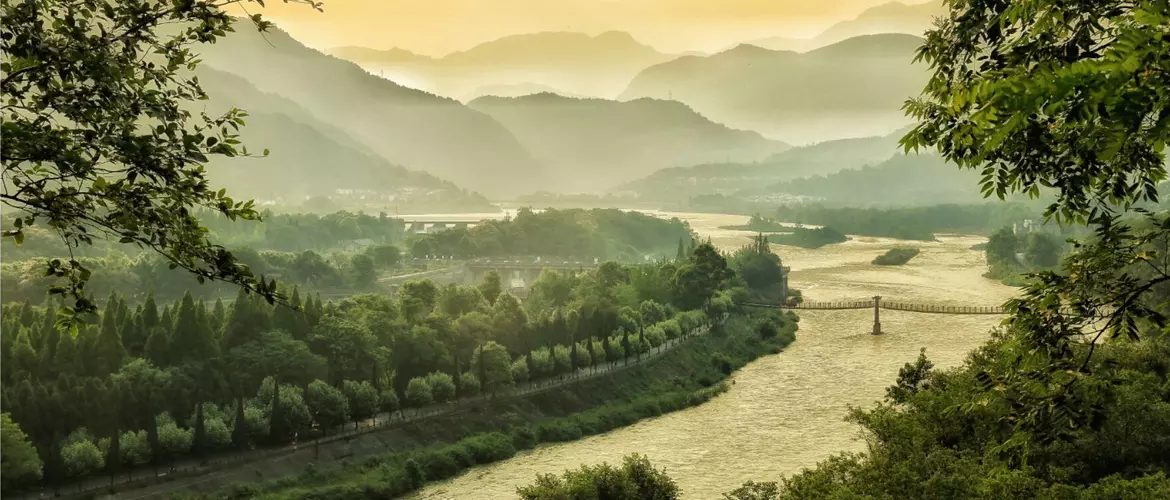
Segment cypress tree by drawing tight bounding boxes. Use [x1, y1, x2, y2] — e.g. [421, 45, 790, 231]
[18, 300, 36, 327]
[232, 397, 248, 448]
[170, 292, 219, 364]
[38, 308, 59, 361]
[453, 352, 462, 400]
[220, 288, 252, 349]
[209, 299, 227, 336]
[569, 337, 578, 376]
[638, 327, 646, 361]
[303, 294, 323, 330]
[54, 332, 79, 376]
[122, 312, 148, 358]
[192, 401, 206, 457]
[272, 287, 307, 340]
[146, 411, 161, 472]
[477, 345, 487, 395]
[95, 295, 126, 376]
[9, 331, 39, 381]
[269, 381, 284, 444]
[141, 292, 160, 332]
[144, 328, 171, 367]
[159, 306, 173, 333]
[622, 332, 632, 366]
[113, 296, 130, 334]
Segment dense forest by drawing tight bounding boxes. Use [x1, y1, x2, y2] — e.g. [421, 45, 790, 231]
[407, 208, 693, 261]
[0, 208, 691, 307]
[0, 237, 794, 493]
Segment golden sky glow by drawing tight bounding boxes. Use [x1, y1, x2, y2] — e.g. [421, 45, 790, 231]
[235, 0, 932, 55]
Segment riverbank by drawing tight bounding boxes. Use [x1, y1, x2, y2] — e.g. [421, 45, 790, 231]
[171, 311, 795, 500]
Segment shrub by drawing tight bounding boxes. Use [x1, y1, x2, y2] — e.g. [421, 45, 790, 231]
[511, 358, 530, 383]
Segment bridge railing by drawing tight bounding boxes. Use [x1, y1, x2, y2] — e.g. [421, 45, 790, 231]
[881, 301, 1008, 315]
[738, 300, 1009, 315]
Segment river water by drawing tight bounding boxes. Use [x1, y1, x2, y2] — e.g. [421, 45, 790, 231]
[412, 211, 1018, 499]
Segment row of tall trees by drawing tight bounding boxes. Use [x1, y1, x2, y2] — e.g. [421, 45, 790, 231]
[1, 243, 402, 308]
[0, 241, 744, 491]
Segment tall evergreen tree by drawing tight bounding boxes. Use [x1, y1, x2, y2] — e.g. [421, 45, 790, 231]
[170, 292, 219, 364]
[477, 345, 487, 393]
[569, 337, 578, 376]
[191, 401, 206, 457]
[209, 299, 227, 336]
[94, 296, 126, 376]
[144, 328, 171, 368]
[122, 313, 148, 358]
[18, 300, 35, 327]
[272, 287, 308, 340]
[159, 306, 173, 333]
[8, 332, 39, 382]
[53, 332, 79, 376]
[141, 292, 160, 332]
[622, 332, 632, 365]
[37, 309, 58, 363]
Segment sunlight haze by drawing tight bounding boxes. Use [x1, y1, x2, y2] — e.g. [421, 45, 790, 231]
[238, 0, 937, 54]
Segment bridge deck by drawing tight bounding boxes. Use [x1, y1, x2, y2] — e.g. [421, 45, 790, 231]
[739, 301, 1008, 315]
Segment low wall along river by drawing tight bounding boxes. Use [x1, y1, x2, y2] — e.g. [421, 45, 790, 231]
[411, 211, 1018, 499]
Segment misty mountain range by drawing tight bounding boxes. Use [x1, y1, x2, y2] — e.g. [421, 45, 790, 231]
[620, 34, 928, 143]
[744, 1, 944, 52]
[467, 94, 790, 193]
[193, 3, 941, 204]
[330, 31, 675, 101]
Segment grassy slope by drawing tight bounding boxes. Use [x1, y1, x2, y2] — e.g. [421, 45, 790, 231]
[194, 311, 797, 500]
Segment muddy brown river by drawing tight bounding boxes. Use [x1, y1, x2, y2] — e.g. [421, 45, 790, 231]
[412, 212, 1017, 499]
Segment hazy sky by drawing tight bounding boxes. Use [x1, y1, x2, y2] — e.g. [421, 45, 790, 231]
[237, 0, 931, 55]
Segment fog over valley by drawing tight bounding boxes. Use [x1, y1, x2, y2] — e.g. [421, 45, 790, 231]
[5, 1, 1167, 499]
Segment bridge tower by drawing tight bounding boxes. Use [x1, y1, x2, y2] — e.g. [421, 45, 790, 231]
[872, 296, 882, 335]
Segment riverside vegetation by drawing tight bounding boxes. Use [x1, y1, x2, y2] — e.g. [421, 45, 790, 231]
[178, 309, 795, 499]
[507, 0, 1170, 498]
[0, 230, 796, 495]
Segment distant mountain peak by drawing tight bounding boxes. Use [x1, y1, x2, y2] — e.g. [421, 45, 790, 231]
[807, 33, 925, 57]
[718, 43, 782, 57]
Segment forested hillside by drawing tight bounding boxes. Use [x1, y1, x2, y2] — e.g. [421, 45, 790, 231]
[620, 34, 928, 143]
[0, 239, 766, 494]
[469, 94, 789, 192]
[754, 153, 984, 205]
[195, 68, 493, 212]
[615, 128, 904, 200]
[195, 26, 546, 198]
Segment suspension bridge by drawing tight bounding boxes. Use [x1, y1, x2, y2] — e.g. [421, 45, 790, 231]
[739, 296, 1009, 335]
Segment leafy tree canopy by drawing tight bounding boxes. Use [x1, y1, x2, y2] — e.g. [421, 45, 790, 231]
[1, 0, 320, 318]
